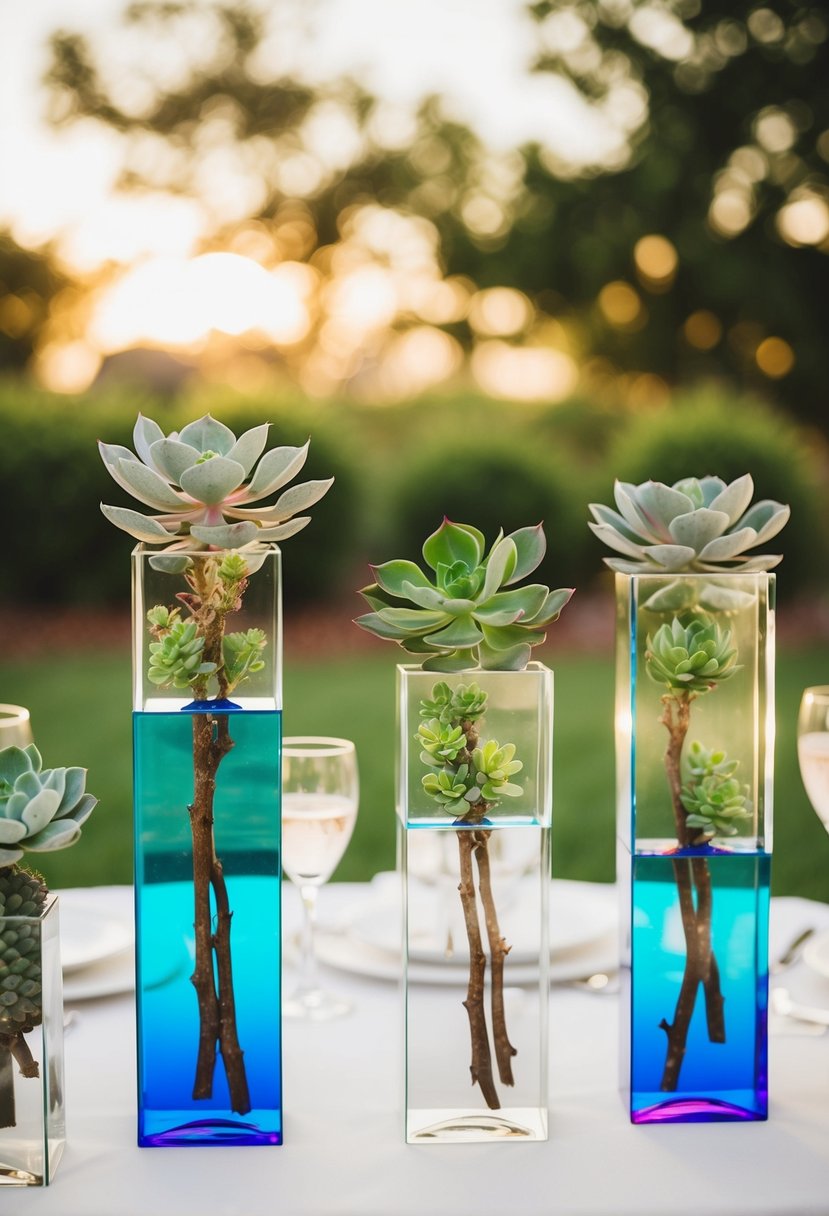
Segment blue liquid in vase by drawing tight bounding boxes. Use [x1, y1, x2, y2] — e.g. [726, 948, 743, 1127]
[133, 709, 282, 1147]
[625, 850, 769, 1124]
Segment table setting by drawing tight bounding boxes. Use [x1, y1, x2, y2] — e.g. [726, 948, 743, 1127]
[0, 879, 826, 1216]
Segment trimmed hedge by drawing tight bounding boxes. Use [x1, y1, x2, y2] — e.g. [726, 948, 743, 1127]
[604, 388, 827, 595]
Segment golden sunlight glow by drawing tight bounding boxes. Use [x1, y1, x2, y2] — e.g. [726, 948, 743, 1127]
[755, 336, 795, 378]
[36, 340, 102, 393]
[468, 287, 532, 336]
[633, 235, 678, 289]
[379, 326, 463, 398]
[470, 340, 578, 402]
[90, 253, 312, 352]
[598, 281, 643, 328]
[683, 310, 722, 351]
[777, 196, 829, 247]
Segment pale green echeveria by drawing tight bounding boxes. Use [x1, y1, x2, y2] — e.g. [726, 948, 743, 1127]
[681, 743, 752, 839]
[645, 615, 739, 694]
[472, 739, 524, 802]
[356, 519, 574, 672]
[417, 719, 467, 767]
[421, 765, 475, 815]
[589, 475, 789, 577]
[0, 745, 97, 867]
[99, 413, 333, 559]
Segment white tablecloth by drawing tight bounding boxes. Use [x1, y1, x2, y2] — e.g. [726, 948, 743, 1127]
[6, 883, 829, 1216]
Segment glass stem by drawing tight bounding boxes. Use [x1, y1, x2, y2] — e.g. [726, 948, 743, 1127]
[298, 884, 319, 993]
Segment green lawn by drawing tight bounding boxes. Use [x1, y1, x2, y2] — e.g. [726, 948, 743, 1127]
[1, 645, 828, 899]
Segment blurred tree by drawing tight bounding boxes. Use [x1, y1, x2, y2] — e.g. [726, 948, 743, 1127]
[39, 0, 829, 421]
[0, 234, 68, 371]
[516, 0, 829, 423]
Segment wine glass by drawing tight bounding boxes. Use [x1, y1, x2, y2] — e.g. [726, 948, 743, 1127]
[798, 687, 829, 833]
[0, 704, 34, 750]
[281, 737, 358, 1021]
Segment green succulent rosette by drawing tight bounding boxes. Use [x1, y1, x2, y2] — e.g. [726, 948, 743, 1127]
[0, 745, 98, 868]
[645, 615, 739, 693]
[357, 519, 573, 672]
[681, 742, 752, 839]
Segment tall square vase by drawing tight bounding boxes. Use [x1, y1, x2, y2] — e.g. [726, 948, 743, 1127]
[132, 546, 283, 1146]
[616, 573, 773, 1123]
[397, 663, 552, 1144]
[0, 896, 65, 1186]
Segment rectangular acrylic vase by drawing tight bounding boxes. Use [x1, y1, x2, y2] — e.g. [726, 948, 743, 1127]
[616, 573, 773, 1124]
[132, 546, 283, 1146]
[0, 896, 65, 1186]
[397, 663, 552, 1144]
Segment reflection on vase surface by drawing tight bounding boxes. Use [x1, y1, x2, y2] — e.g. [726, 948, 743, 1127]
[627, 850, 769, 1124]
[134, 709, 282, 1147]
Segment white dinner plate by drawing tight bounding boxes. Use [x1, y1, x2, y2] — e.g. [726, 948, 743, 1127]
[57, 893, 134, 973]
[803, 928, 829, 981]
[62, 948, 135, 1002]
[349, 878, 617, 965]
[313, 927, 618, 987]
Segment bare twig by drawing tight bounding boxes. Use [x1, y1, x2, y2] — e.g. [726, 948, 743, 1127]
[473, 828, 516, 1087]
[457, 830, 499, 1110]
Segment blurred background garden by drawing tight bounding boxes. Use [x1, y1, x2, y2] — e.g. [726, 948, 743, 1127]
[0, 0, 827, 896]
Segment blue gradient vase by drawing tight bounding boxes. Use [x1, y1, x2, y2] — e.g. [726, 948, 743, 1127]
[132, 546, 282, 1147]
[616, 573, 773, 1124]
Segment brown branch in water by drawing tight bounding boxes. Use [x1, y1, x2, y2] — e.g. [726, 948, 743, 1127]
[457, 830, 500, 1110]
[185, 560, 251, 1113]
[473, 828, 516, 1087]
[657, 692, 727, 1091]
[189, 713, 221, 1100]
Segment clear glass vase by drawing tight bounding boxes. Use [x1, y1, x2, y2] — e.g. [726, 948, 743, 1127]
[0, 896, 65, 1186]
[397, 663, 552, 1144]
[132, 546, 283, 1147]
[616, 572, 773, 1123]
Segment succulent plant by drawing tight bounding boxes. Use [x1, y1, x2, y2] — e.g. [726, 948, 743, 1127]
[0, 745, 97, 868]
[417, 720, 467, 767]
[589, 475, 789, 577]
[100, 413, 333, 552]
[646, 615, 739, 693]
[222, 629, 267, 692]
[472, 740, 524, 802]
[421, 765, 476, 815]
[681, 743, 751, 839]
[147, 618, 217, 689]
[0, 869, 48, 1038]
[357, 519, 573, 672]
[418, 681, 488, 725]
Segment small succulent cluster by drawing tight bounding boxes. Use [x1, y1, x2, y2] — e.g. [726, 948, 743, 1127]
[0, 870, 48, 1037]
[0, 745, 97, 867]
[100, 413, 333, 553]
[418, 681, 487, 725]
[417, 681, 524, 819]
[646, 616, 739, 694]
[589, 474, 789, 576]
[147, 617, 215, 689]
[681, 742, 752, 840]
[357, 520, 573, 672]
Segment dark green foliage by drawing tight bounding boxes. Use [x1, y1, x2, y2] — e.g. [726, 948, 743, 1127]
[385, 432, 593, 592]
